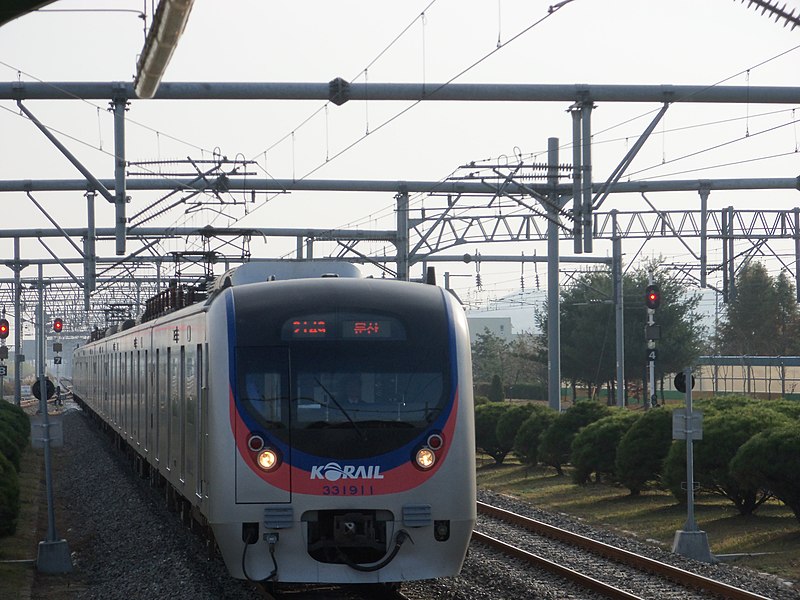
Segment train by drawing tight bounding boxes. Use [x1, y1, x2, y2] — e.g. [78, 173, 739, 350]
[71, 261, 476, 584]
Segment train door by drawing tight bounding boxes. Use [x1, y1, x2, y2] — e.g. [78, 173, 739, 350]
[184, 344, 197, 496]
[122, 351, 128, 438]
[159, 347, 169, 468]
[143, 349, 149, 454]
[135, 350, 141, 447]
[166, 346, 174, 474]
[178, 345, 186, 484]
[196, 343, 206, 501]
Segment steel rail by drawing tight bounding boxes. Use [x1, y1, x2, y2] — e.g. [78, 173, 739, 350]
[471, 530, 644, 600]
[477, 501, 772, 600]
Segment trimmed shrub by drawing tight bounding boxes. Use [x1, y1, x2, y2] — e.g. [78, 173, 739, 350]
[0, 450, 20, 537]
[571, 410, 640, 485]
[0, 400, 29, 449]
[731, 424, 800, 522]
[615, 407, 673, 496]
[0, 428, 21, 472]
[505, 382, 546, 400]
[538, 401, 611, 475]
[513, 404, 557, 466]
[495, 403, 536, 458]
[475, 402, 512, 464]
[663, 404, 788, 514]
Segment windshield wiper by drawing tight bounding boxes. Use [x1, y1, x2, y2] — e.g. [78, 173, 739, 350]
[313, 378, 366, 441]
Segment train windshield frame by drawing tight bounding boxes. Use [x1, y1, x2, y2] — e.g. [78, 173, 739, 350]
[234, 298, 453, 459]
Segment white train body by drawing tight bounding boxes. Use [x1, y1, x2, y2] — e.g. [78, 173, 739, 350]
[72, 264, 476, 583]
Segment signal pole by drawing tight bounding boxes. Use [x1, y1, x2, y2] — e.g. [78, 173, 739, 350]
[644, 276, 661, 408]
[34, 265, 72, 573]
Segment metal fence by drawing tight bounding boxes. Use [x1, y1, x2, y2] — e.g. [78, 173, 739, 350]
[667, 356, 800, 400]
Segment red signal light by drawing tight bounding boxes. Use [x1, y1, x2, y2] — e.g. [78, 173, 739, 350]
[53, 318, 63, 333]
[645, 284, 661, 310]
[0, 318, 8, 340]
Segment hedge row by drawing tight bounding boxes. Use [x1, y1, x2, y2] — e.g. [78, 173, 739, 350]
[474, 381, 546, 400]
[0, 400, 29, 537]
[475, 396, 800, 520]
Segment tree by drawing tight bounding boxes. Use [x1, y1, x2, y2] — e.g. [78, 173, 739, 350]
[571, 410, 640, 485]
[513, 405, 557, 466]
[538, 401, 611, 475]
[731, 425, 800, 521]
[774, 271, 800, 356]
[474, 402, 512, 464]
[505, 332, 547, 395]
[537, 260, 705, 404]
[472, 329, 547, 397]
[615, 407, 673, 495]
[718, 262, 788, 355]
[662, 404, 788, 514]
[488, 374, 505, 402]
[471, 329, 510, 384]
[623, 261, 706, 394]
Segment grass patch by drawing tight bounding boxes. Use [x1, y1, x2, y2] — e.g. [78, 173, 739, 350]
[477, 455, 800, 582]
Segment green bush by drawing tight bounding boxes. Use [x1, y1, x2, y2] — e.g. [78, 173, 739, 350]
[475, 402, 512, 464]
[0, 450, 20, 537]
[663, 404, 788, 514]
[538, 401, 611, 475]
[513, 404, 557, 466]
[473, 395, 490, 406]
[0, 428, 21, 472]
[505, 382, 546, 400]
[495, 403, 536, 457]
[0, 400, 29, 449]
[731, 424, 800, 522]
[571, 410, 640, 485]
[615, 407, 673, 496]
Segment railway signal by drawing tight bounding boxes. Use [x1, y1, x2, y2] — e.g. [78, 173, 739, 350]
[0, 318, 8, 339]
[53, 317, 63, 333]
[644, 280, 660, 408]
[645, 284, 661, 310]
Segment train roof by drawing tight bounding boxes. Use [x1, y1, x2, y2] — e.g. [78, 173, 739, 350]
[218, 260, 361, 288]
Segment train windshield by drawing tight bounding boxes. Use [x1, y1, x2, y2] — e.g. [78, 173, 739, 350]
[237, 338, 451, 458]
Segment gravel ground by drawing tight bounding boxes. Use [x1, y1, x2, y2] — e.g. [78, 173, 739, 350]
[32, 405, 800, 600]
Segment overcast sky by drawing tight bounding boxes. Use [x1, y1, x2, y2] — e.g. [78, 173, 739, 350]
[1, 0, 799, 323]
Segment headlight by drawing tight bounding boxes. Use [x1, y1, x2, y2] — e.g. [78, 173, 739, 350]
[257, 448, 280, 471]
[415, 447, 436, 470]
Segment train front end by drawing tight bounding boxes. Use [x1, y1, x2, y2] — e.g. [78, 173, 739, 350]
[206, 277, 476, 583]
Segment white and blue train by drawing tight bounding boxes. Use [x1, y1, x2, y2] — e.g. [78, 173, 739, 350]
[72, 262, 476, 584]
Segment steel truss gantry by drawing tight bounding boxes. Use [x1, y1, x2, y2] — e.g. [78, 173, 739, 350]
[3, 79, 799, 410]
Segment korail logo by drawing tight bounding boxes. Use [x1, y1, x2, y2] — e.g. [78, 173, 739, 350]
[310, 462, 384, 481]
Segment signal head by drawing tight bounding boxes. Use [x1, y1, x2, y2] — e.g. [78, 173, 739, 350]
[645, 284, 661, 310]
[53, 318, 64, 333]
[0, 318, 8, 340]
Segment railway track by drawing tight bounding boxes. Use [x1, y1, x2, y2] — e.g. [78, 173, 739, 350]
[474, 501, 773, 600]
[255, 582, 410, 600]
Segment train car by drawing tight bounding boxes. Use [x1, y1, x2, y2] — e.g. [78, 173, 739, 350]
[72, 261, 476, 584]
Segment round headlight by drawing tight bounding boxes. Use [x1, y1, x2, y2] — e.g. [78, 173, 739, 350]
[415, 447, 436, 470]
[257, 448, 280, 471]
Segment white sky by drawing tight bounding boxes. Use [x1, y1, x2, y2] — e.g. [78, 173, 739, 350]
[1, 0, 799, 326]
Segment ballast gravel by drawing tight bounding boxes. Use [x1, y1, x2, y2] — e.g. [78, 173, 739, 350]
[34, 406, 800, 600]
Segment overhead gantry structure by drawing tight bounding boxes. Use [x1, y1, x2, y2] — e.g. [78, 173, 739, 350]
[2, 79, 799, 411]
